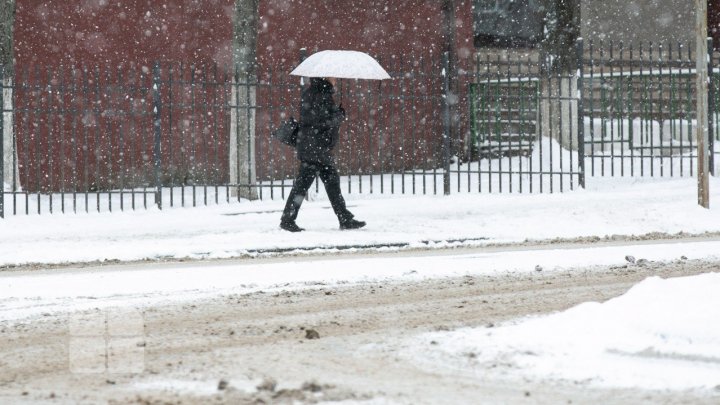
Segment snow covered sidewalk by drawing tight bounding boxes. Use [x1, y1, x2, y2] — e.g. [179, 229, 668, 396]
[1, 177, 719, 267]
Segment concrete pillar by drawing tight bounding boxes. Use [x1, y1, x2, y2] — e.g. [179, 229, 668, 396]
[230, 0, 259, 200]
[2, 78, 18, 191]
[560, 75, 578, 150]
[1, 0, 16, 192]
[229, 74, 257, 200]
[540, 75, 578, 151]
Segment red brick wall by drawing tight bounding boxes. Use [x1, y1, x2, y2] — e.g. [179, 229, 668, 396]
[13, 0, 235, 192]
[256, 0, 475, 180]
[15, 0, 235, 67]
[11, 0, 475, 190]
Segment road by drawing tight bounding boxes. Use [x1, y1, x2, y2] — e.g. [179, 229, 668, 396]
[0, 241, 719, 404]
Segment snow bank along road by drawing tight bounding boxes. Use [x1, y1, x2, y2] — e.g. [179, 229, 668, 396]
[1, 239, 719, 404]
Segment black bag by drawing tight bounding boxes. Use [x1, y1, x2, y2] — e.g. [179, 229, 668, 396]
[272, 117, 299, 147]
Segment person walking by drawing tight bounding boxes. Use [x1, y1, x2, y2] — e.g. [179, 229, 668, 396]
[279, 77, 366, 232]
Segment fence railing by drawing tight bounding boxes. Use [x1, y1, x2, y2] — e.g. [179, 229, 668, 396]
[582, 40, 712, 178]
[0, 63, 240, 216]
[1, 39, 718, 217]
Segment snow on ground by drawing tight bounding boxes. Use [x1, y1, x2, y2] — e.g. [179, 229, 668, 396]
[1, 238, 719, 322]
[0, 177, 719, 267]
[1, 176, 720, 394]
[399, 272, 720, 392]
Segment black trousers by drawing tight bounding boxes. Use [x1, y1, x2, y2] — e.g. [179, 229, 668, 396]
[281, 161, 353, 224]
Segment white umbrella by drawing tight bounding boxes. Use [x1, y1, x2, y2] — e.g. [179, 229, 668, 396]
[290, 50, 391, 80]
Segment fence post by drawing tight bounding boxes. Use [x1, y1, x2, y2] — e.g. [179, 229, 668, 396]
[152, 62, 163, 210]
[696, 0, 710, 208]
[576, 38, 586, 188]
[708, 37, 715, 176]
[442, 52, 452, 195]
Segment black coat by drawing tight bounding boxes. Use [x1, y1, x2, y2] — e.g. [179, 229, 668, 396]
[296, 78, 346, 165]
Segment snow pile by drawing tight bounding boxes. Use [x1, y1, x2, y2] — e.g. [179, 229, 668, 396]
[407, 273, 720, 391]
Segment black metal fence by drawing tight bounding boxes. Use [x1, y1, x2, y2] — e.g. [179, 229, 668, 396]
[582, 40, 715, 178]
[463, 48, 583, 194]
[0, 63, 234, 216]
[1, 40, 718, 217]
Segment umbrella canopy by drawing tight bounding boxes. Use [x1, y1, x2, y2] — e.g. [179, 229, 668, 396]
[290, 50, 391, 80]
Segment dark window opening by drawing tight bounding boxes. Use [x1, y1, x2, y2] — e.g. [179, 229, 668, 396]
[710, 0, 720, 50]
[473, 0, 545, 48]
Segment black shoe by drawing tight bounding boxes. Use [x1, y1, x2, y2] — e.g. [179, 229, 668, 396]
[280, 221, 304, 232]
[340, 219, 366, 230]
